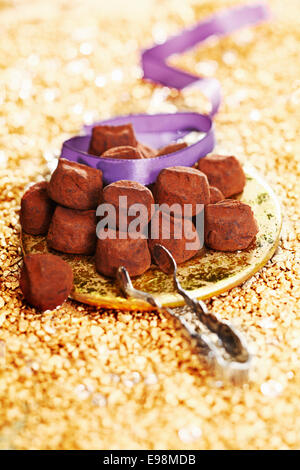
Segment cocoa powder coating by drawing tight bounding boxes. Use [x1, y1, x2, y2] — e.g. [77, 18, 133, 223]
[198, 154, 246, 197]
[20, 181, 55, 235]
[47, 206, 97, 255]
[48, 158, 102, 210]
[96, 228, 151, 277]
[102, 180, 154, 230]
[20, 253, 73, 311]
[88, 123, 138, 156]
[204, 199, 259, 251]
[155, 166, 210, 217]
[156, 142, 188, 157]
[148, 209, 201, 264]
[101, 145, 143, 160]
[209, 185, 225, 204]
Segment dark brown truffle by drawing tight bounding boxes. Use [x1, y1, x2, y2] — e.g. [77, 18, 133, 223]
[101, 145, 143, 160]
[88, 123, 138, 156]
[155, 166, 210, 217]
[204, 199, 259, 251]
[95, 228, 151, 277]
[20, 181, 55, 235]
[102, 180, 154, 230]
[156, 142, 188, 157]
[47, 206, 97, 255]
[148, 210, 200, 264]
[209, 186, 224, 204]
[20, 253, 73, 311]
[198, 154, 246, 197]
[48, 158, 102, 210]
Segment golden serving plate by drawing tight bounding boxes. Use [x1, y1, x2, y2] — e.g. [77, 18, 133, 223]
[21, 164, 282, 311]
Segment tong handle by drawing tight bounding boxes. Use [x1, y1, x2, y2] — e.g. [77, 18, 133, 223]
[176, 284, 250, 363]
[117, 267, 251, 384]
[117, 267, 220, 360]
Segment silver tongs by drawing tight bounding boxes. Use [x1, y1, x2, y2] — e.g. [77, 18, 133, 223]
[117, 244, 252, 385]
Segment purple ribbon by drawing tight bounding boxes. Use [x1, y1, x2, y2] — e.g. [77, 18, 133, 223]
[62, 112, 214, 185]
[61, 3, 269, 185]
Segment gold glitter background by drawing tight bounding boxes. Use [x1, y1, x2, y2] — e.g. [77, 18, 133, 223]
[0, 0, 299, 450]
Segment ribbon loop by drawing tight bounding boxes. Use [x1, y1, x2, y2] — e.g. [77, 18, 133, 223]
[60, 3, 269, 185]
[142, 3, 269, 115]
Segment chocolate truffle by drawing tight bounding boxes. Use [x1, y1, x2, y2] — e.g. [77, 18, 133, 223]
[20, 181, 55, 235]
[101, 145, 143, 160]
[156, 142, 188, 157]
[137, 142, 156, 158]
[47, 206, 97, 255]
[48, 158, 102, 210]
[20, 253, 73, 311]
[198, 154, 246, 197]
[96, 228, 151, 277]
[204, 199, 259, 251]
[148, 210, 200, 264]
[155, 166, 210, 217]
[209, 186, 224, 204]
[88, 123, 138, 156]
[102, 180, 154, 230]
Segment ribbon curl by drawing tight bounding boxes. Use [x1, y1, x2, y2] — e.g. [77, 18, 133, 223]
[61, 3, 269, 185]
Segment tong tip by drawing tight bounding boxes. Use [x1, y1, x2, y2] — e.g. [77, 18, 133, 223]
[116, 266, 132, 295]
[153, 243, 177, 275]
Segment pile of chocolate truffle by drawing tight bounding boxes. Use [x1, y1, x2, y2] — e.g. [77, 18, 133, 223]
[88, 122, 188, 159]
[19, 123, 258, 311]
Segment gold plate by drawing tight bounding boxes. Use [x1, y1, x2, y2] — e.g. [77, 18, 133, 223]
[21, 164, 282, 311]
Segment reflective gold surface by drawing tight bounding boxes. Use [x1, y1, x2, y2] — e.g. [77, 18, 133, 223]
[22, 166, 282, 310]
